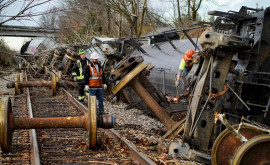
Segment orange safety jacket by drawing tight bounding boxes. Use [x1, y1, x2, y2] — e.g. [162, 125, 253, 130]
[88, 64, 103, 87]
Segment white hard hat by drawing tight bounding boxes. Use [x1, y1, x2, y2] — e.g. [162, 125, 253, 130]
[90, 52, 99, 60]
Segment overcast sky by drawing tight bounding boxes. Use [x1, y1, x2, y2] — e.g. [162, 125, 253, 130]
[150, 0, 270, 21]
[1, 0, 270, 26]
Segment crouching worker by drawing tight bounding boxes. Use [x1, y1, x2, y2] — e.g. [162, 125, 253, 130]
[72, 49, 90, 102]
[84, 52, 107, 115]
[175, 49, 197, 88]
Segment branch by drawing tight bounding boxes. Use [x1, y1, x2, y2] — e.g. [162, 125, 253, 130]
[0, 0, 54, 26]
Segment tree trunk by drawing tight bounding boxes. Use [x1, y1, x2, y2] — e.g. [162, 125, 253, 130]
[187, 0, 191, 17]
[177, 0, 181, 26]
[107, 6, 111, 37]
[118, 15, 122, 38]
[137, 0, 147, 37]
[192, 10, 197, 21]
[191, 0, 203, 21]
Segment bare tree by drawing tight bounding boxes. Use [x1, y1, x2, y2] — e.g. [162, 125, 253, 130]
[104, 0, 150, 37]
[190, 0, 218, 21]
[190, 0, 203, 21]
[39, 7, 59, 29]
[177, 0, 181, 24]
[56, 0, 111, 44]
[187, 0, 191, 17]
[0, 0, 58, 26]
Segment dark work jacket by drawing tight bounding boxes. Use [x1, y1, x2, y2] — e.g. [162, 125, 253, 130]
[71, 58, 90, 83]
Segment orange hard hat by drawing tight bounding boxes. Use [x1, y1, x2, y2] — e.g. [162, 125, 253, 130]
[185, 49, 195, 60]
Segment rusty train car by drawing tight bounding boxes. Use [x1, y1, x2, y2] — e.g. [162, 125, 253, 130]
[17, 5, 270, 164]
[99, 6, 270, 164]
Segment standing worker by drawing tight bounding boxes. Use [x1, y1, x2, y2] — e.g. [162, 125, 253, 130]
[175, 49, 197, 88]
[72, 49, 90, 102]
[84, 52, 107, 115]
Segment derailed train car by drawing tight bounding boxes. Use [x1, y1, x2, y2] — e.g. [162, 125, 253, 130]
[98, 6, 270, 164]
[94, 29, 203, 115]
[17, 5, 270, 164]
[167, 6, 270, 164]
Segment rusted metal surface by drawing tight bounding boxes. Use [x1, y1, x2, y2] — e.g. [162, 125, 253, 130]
[6, 73, 58, 95]
[232, 134, 270, 165]
[110, 56, 144, 81]
[11, 5, 270, 164]
[14, 116, 87, 129]
[7, 73, 75, 95]
[63, 89, 158, 165]
[112, 62, 147, 95]
[111, 59, 175, 128]
[0, 95, 115, 152]
[97, 114, 115, 129]
[111, 57, 185, 137]
[185, 52, 234, 151]
[211, 125, 264, 165]
[88, 95, 97, 149]
[0, 96, 12, 152]
[14, 81, 52, 87]
[3, 72, 165, 164]
[62, 48, 78, 75]
[139, 74, 174, 114]
[0, 95, 33, 164]
[164, 6, 270, 164]
[129, 77, 176, 129]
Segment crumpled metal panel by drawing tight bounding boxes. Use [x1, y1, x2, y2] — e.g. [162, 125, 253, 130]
[130, 38, 201, 96]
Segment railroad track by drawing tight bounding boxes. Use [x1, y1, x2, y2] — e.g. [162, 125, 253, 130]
[0, 71, 161, 164]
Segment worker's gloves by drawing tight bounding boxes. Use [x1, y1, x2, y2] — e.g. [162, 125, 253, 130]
[73, 77, 77, 82]
[175, 81, 179, 88]
[103, 84, 107, 90]
[84, 85, 89, 92]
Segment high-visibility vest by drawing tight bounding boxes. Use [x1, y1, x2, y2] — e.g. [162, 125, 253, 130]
[183, 56, 193, 68]
[88, 64, 102, 87]
[179, 56, 193, 71]
[73, 60, 89, 80]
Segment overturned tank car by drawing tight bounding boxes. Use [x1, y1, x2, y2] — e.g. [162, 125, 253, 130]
[166, 6, 270, 164]
[96, 5, 270, 165]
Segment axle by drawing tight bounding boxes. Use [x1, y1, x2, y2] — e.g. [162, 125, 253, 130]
[130, 77, 176, 129]
[6, 81, 54, 88]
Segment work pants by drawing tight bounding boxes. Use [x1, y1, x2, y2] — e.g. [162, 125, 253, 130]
[89, 88, 104, 113]
[77, 82, 85, 101]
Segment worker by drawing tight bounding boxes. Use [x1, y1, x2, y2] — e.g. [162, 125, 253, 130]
[175, 49, 197, 88]
[72, 49, 90, 102]
[84, 52, 107, 115]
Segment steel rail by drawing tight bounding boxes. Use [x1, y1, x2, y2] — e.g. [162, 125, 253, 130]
[25, 71, 41, 165]
[62, 89, 156, 165]
[105, 129, 156, 165]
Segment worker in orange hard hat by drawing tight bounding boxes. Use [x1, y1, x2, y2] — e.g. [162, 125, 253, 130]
[175, 49, 197, 88]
